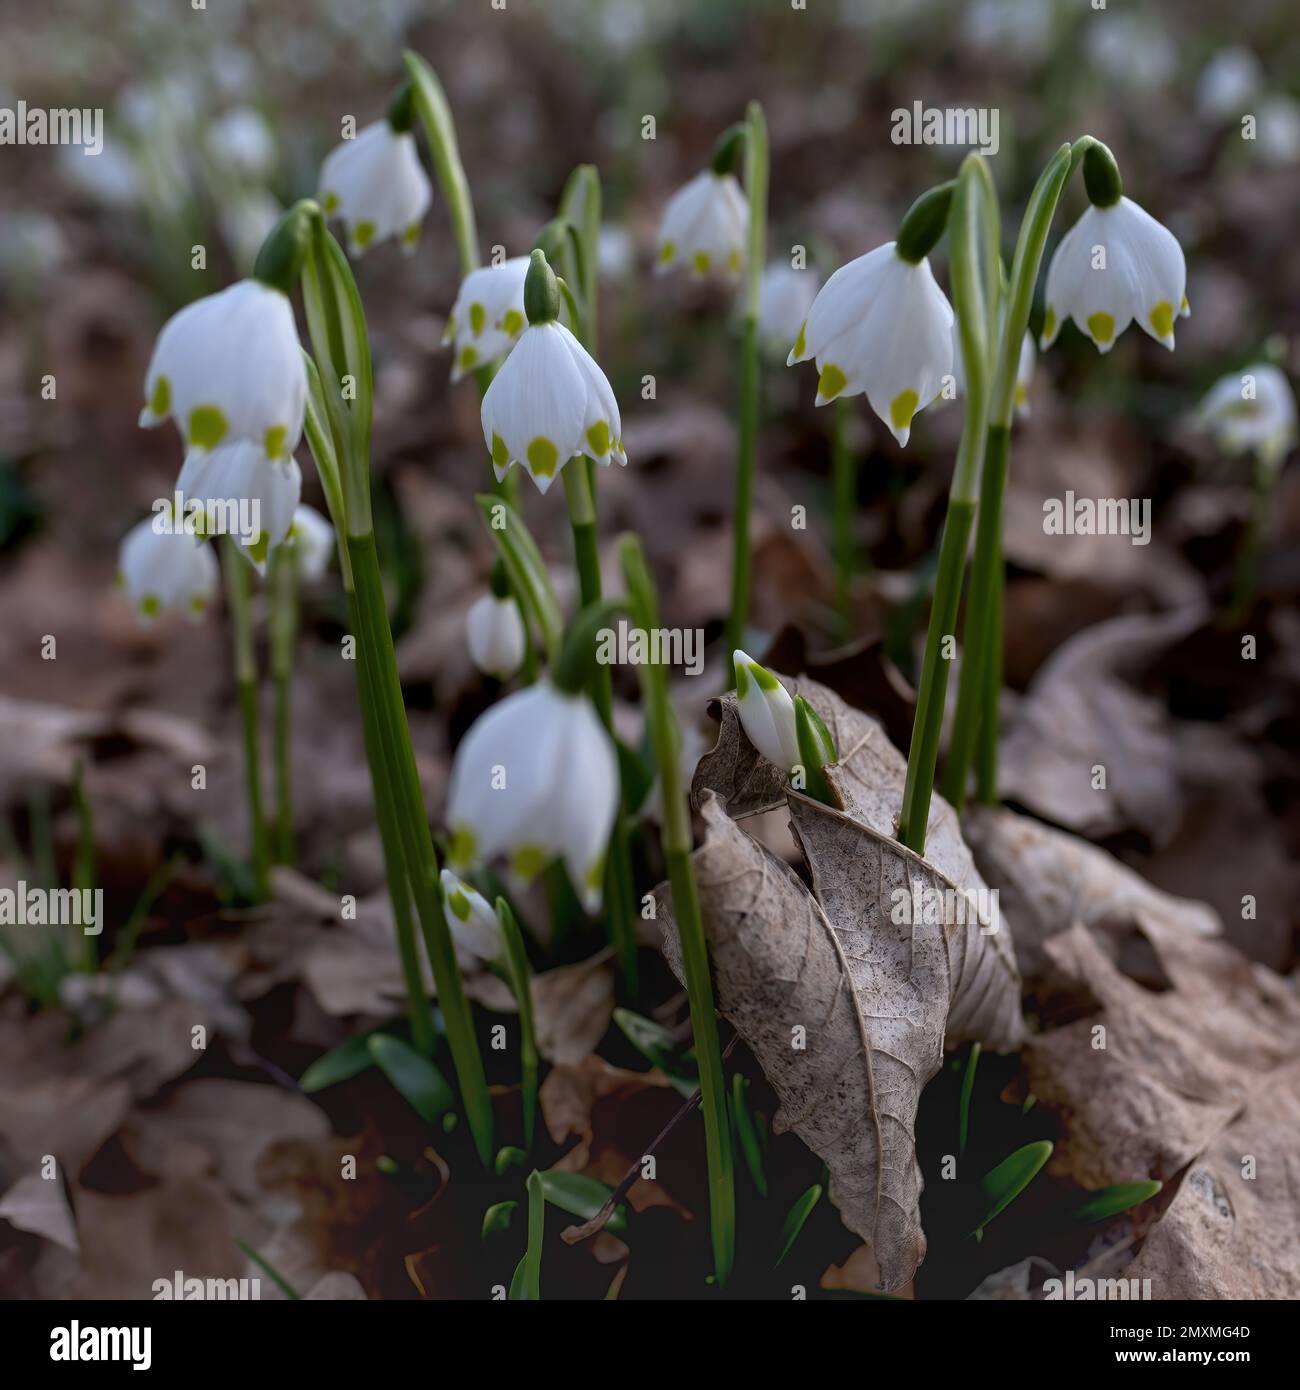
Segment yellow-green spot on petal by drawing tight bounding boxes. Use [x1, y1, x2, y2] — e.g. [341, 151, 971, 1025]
[584, 855, 605, 892]
[501, 309, 524, 336]
[526, 437, 559, 478]
[734, 661, 750, 698]
[1041, 307, 1057, 341]
[190, 594, 207, 615]
[1180, 295, 1189, 312]
[188, 405, 228, 449]
[890, 389, 919, 434]
[265, 425, 287, 459]
[491, 433, 510, 469]
[449, 889, 471, 921]
[458, 345, 478, 372]
[322, 192, 339, 214]
[586, 420, 610, 456]
[792, 323, 806, 359]
[1014, 383, 1029, 407]
[247, 532, 270, 568]
[692, 252, 711, 274]
[469, 302, 486, 335]
[750, 661, 779, 693]
[1149, 301, 1174, 339]
[658, 241, 675, 265]
[148, 375, 171, 418]
[1086, 311, 1115, 345]
[140, 595, 160, 617]
[448, 825, 476, 866]
[402, 223, 419, 246]
[727, 249, 742, 273]
[511, 845, 548, 880]
[354, 220, 375, 250]
[818, 363, 847, 401]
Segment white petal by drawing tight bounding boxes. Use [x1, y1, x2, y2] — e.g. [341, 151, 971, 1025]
[466, 593, 526, 680]
[118, 517, 218, 622]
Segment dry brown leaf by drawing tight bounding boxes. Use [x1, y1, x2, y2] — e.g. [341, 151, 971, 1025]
[0, 1173, 79, 1253]
[532, 951, 615, 1066]
[658, 675, 1025, 1290]
[965, 805, 1221, 976]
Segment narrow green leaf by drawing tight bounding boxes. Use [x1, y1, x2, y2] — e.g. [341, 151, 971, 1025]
[731, 1074, 768, 1197]
[475, 493, 564, 664]
[1074, 1180, 1163, 1224]
[300, 1032, 377, 1092]
[538, 1169, 626, 1232]
[482, 1201, 518, 1239]
[614, 1007, 698, 1097]
[233, 1237, 301, 1300]
[495, 897, 538, 1152]
[958, 1041, 981, 1156]
[367, 1034, 454, 1125]
[776, 1183, 823, 1266]
[972, 1139, 1053, 1235]
[515, 1170, 544, 1300]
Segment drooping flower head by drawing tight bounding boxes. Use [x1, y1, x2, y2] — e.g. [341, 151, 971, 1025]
[1040, 141, 1187, 356]
[655, 169, 748, 280]
[283, 504, 336, 582]
[318, 87, 432, 257]
[439, 869, 505, 965]
[444, 255, 529, 382]
[117, 517, 219, 624]
[176, 439, 302, 573]
[788, 183, 955, 445]
[140, 205, 311, 464]
[480, 249, 626, 495]
[466, 568, 526, 681]
[732, 651, 836, 778]
[1196, 363, 1297, 469]
[757, 262, 819, 359]
[445, 676, 618, 913]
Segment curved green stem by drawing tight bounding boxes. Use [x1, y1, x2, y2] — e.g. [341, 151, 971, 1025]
[725, 101, 768, 672]
[403, 52, 479, 276]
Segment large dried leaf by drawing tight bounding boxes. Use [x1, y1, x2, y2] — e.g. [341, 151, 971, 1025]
[658, 675, 1025, 1289]
[965, 805, 1221, 976]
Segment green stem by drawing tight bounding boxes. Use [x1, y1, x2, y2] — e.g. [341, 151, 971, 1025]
[221, 538, 270, 899]
[943, 142, 1076, 815]
[725, 102, 768, 672]
[348, 529, 493, 1162]
[897, 155, 995, 855]
[831, 397, 856, 640]
[268, 547, 298, 866]
[496, 899, 538, 1151]
[403, 51, 479, 276]
[620, 534, 735, 1287]
[1228, 452, 1276, 622]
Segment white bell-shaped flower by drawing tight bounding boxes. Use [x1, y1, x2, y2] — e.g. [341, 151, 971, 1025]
[757, 263, 819, 358]
[206, 106, 277, 179]
[176, 440, 302, 573]
[284, 504, 335, 582]
[655, 170, 748, 279]
[480, 251, 625, 495]
[117, 518, 219, 623]
[445, 678, 618, 913]
[444, 256, 530, 382]
[439, 869, 505, 965]
[952, 322, 1037, 418]
[1040, 198, 1187, 355]
[466, 592, 526, 681]
[319, 118, 432, 258]
[1196, 364, 1297, 467]
[139, 278, 306, 461]
[732, 650, 800, 771]
[788, 241, 954, 445]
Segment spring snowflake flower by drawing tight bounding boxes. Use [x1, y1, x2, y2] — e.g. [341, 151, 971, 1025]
[757, 263, 819, 358]
[206, 107, 277, 179]
[439, 869, 504, 964]
[655, 170, 748, 279]
[480, 250, 626, 495]
[176, 440, 302, 572]
[117, 518, 219, 623]
[788, 241, 954, 445]
[444, 256, 530, 382]
[139, 278, 306, 461]
[1196, 364, 1297, 467]
[1040, 144, 1187, 356]
[732, 650, 800, 770]
[283, 504, 335, 582]
[466, 591, 526, 681]
[319, 106, 432, 257]
[445, 678, 618, 913]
